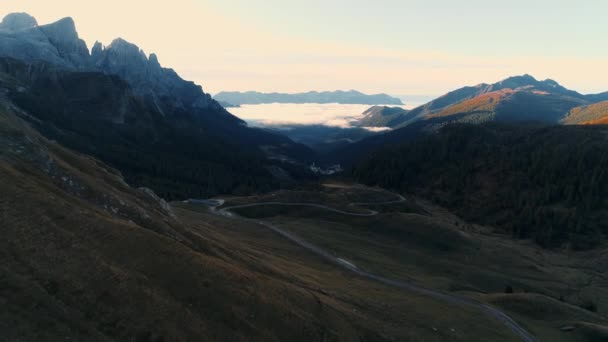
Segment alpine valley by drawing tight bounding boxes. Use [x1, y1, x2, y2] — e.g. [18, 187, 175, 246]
[1, 12, 608, 342]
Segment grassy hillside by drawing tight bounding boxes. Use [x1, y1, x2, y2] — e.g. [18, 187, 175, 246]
[430, 89, 585, 124]
[1, 100, 526, 341]
[432, 90, 514, 118]
[563, 101, 608, 125]
[217, 184, 608, 341]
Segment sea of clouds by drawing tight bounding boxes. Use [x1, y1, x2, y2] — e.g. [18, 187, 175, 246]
[228, 103, 420, 130]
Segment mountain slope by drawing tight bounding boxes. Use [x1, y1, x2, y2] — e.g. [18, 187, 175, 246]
[354, 106, 413, 128]
[352, 123, 608, 249]
[328, 75, 605, 165]
[214, 90, 404, 105]
[0, 57, 312, 199]
[562, 101, 608, 125]
[418, 75, 587, 123]
[430, 89, 586, 123]
[0, 99, 362, 341]
[0, 14, 89, 69]
[586, 91, 608, 103]
[90, 38, 232, 118]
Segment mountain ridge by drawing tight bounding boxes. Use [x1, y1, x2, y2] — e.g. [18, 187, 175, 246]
[214, 90, 404, 105]
[0, 13, 233, 116]
[403, 74, 592, 123]
[327, 74, 607, 165]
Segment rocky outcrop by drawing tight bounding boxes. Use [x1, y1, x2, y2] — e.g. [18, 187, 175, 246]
[0, 13, 38, 31]
[91, 38, 218, 113]
[37, 17, 90, 68]
[0, 15, 89, 69]
[0, 13, 226, 116]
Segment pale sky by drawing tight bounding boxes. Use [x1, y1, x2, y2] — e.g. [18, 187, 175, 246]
[1, 0, 606, 98]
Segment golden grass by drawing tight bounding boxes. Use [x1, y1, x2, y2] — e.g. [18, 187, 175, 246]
[563, 100, 608, 125]
[430, 89, 515, 117]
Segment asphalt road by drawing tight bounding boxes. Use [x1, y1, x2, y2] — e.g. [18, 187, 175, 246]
[206, 186, 537, 342]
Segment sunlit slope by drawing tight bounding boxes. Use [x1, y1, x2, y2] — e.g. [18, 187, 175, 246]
[562, 101, 608, 125]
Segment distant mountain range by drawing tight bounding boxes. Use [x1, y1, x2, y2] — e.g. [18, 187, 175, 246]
[352, 75, 608, 128]
[214, 90, 404, 105]
[365, 74, 608, 129]
[0, 13, 313, 198]
[329, 74, 608, 164]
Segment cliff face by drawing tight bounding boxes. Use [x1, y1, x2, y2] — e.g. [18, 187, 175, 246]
[0, 13, 227, 118]
[0, 13, 38, 31]
[91, 38, 220, 115]
[0, 14, 89, 69]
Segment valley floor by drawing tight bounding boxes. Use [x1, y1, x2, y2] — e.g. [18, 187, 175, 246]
[174, 183, 608, 342]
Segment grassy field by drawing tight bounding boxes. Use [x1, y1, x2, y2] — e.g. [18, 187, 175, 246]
[175, 203, 519, 341]
[221, 184, 608, 341]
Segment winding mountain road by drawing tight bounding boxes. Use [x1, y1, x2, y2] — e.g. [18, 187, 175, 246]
[206, 186, 537, 342]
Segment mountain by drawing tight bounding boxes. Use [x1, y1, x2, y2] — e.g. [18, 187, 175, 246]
[0, 12, 37, 31]
[216, 100, 240, 108]
[405, 74, 589, 125]
[586, 91, 608, 103]
[0, 14, 314, 199]
[0, 13, 227, 115]
[90, 38, 228, 117]
[0, 57, 313, 199]
[354, 106, 413, 128]
[562, 101, 608, 125]
[327, 75, 607, 165]
[214, 90, 404, 105]
[0, 14, 90, 69]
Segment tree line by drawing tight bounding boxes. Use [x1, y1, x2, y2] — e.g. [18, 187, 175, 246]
[353, 123, 608, 249]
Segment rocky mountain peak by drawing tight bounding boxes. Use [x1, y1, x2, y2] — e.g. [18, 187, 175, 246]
[39, 17, 79, 41]
[497, 74, 539, 88]
[36, 16, 89, 68]
[0, 13, 38, 31]
[0, 13, 219, 112]
[107, 38, 146, 59]
[149, 53, 160, 68]
[542, 79, 560, 87]
[91, 41, 104, 61]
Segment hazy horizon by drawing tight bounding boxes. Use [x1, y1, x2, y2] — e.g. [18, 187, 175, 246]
[1, 1, 606, 97]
